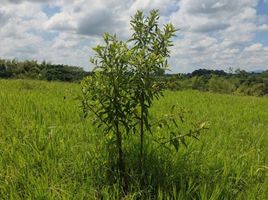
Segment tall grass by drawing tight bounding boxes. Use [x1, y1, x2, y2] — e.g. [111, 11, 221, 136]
[0, 79, 267, 199]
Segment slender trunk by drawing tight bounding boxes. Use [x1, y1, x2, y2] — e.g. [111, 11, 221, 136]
[115, 120, 128, 192]
[111, 70, 127, 192]
[115, 122, 124, 174]
[139, 94, 145, 182]
[113, 81, 127, 192]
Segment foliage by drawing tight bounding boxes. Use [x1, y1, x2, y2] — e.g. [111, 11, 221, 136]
[208, 75, 235, 94]
[128, 10, 176, 179]
[1, 58, 267, 97]
[81, 10, 180, 193]
[81, 10, 208, 196]
[191, 68, 227, 77]
[164, 69, 268, 96]
[81, 33, 133, 189]
[0, 58, 89, 82]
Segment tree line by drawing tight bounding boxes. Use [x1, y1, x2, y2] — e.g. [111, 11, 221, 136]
[1, 58, 267, 96]
[0, 58, 90, 82]
[164, 68, 268, 96]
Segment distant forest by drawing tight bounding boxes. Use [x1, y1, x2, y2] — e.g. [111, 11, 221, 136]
[1, 58, 267, 96]
[164, 69, 268, 96]
[0, 59, 90, 82]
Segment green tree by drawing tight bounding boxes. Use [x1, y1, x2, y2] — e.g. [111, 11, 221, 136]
[81, 33, 133, 190]
[80, 10, 211, 197]
[81, 10, 176, 190]
[129, 10, 176, 178]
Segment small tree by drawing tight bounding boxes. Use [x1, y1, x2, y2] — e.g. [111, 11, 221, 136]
[81, 33, 133, 189]
[81, 10, 207, 195]
[129, 10, 176, 178]
[82, 10, 176, 183]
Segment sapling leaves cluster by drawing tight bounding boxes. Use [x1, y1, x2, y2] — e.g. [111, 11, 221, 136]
[81, 34, 133, 189]
[129, 11, 176, 177]
[81, 9, 206, 193]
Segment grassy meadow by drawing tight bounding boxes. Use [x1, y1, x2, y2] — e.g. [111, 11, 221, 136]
[0, 79, 267, 199]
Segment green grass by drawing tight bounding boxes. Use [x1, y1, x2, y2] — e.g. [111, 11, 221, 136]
[0, 79, 267, 199]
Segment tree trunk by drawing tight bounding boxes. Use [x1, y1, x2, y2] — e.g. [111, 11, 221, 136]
[115, 122, 128, 192]
[139, 95, 145, 184]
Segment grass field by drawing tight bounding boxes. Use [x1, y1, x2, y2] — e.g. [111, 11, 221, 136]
[0, 79, 267, 199]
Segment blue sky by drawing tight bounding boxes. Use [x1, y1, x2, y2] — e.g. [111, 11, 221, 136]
[0, 0, 268, 73]
[42, 5, 61, 17]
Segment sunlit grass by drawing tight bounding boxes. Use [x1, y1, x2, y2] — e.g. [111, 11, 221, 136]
[0, 79, 267, 199]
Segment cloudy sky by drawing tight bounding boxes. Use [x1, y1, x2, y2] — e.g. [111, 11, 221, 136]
[0, 0, 268, 73]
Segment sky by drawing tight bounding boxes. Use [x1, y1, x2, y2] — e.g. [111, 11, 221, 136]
[0, 0, 268, 73]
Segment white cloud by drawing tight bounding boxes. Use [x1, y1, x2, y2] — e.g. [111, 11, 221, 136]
[45, 12, 77, 32]
[257, 24, 268, 31]
[0, 0, 268, 72]
[245, 43, 263, 51]
[2, 0, 51, 4]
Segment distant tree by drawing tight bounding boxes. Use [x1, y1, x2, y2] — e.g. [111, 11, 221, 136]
[0, 58, 87, 82]
[191, 69, 227, 77]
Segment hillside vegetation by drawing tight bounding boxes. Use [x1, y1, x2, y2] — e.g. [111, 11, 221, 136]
[0, 59, 89, 82]
[164, 69, 268, 96]
[0, 79, 267, 199]
[1, 58, 267, 97]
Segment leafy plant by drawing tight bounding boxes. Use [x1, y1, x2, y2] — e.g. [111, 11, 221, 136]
[81, 33, 133, 190]
[81, 10, 208, 195]
[128, 10, 176, 179]
[153, 106, 208, 152]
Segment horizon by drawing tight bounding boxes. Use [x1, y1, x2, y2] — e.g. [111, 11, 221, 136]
[1, 0, 268, 73]
[2, 57, 267, 74]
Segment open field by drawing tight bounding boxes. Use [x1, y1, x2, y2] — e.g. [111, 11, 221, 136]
[0, 79, 267, 199]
